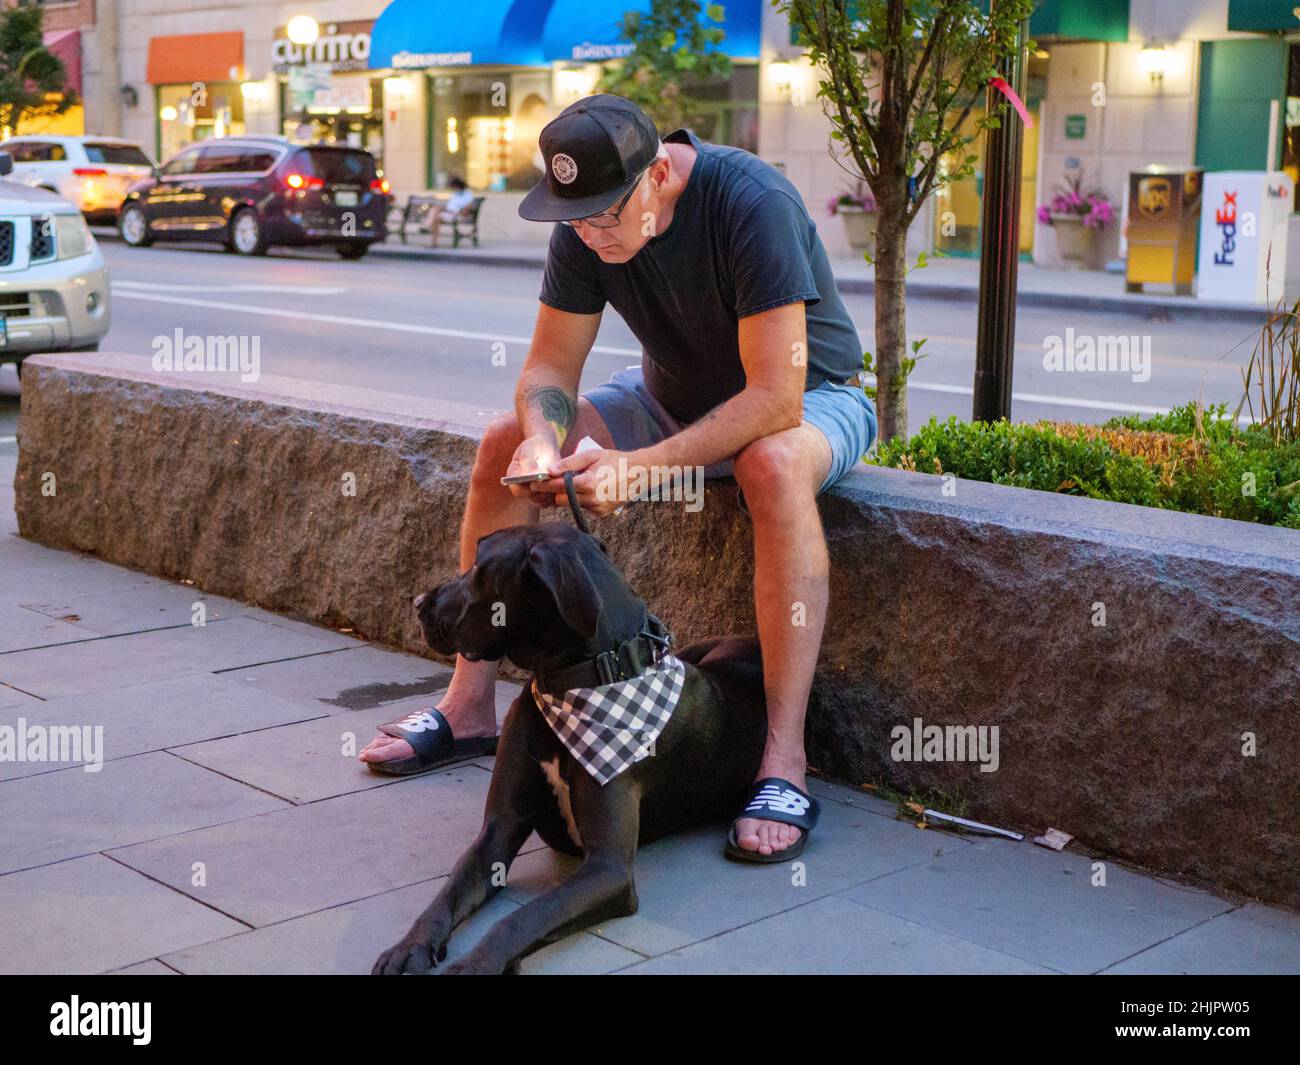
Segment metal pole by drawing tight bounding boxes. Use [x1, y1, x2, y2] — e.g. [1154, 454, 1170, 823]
[972, 9, 1029, 423]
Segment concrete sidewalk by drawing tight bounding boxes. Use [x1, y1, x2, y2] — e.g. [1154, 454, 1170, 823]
[1, 445, 1297, 975]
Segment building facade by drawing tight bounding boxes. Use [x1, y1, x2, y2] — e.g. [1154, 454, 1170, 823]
[15, 0, 1300, 266]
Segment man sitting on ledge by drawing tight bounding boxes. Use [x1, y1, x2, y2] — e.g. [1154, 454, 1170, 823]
[361, 94, 876, 861]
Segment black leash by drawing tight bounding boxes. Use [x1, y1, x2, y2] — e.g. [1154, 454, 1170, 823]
[563, 470, 594, 535]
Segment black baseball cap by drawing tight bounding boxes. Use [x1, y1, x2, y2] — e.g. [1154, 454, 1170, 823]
[519, 94, 661, 223]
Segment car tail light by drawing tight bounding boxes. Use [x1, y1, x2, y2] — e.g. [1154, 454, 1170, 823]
[285, 173, 324, 191]
[370, 178, 390, 195]
[73, 168, 108, 178]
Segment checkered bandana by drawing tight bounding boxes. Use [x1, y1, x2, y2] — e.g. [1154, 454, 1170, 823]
[531, 655, 686, 785]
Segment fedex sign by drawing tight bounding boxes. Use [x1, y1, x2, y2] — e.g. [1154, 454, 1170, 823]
[1197, 172, 1292, 305]
[1212, 189, 1237, 267]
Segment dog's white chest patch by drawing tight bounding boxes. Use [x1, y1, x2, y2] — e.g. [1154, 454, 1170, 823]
[539, 756, 583, 850]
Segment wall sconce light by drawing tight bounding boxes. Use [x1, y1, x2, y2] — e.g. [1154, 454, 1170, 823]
[159, 104, 179, 122]
[287, 15, 320, 46]
[769, 61, 794, 93]
[119, 84, 139, 109]
[1138, 43, 1168, 85]
[239, 81, 266, 104]
[383, 76, 408, 101]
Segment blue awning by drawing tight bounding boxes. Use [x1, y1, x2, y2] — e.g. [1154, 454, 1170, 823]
[370, 0, 555, 69]
[542, 0, 761, 63]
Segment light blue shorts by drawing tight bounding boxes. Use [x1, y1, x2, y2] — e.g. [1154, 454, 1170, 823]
[583, 367, 878, 496]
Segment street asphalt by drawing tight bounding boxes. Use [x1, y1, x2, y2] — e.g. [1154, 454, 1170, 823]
[0, 235, 1263, 448]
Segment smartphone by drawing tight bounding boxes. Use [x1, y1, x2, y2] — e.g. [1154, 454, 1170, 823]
[500, 471, 552, 485]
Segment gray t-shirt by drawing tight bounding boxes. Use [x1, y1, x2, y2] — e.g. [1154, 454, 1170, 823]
[538, 128, 863, 424]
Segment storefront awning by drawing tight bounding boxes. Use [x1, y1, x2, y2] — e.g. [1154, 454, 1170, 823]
[146, 32, 245, 84]
[543, 0, 761, 62]
[43, 29, 82, 96]
[1029, 0, 1129, 43]
[1226, 0, 1300, 32]
[370, 0, 553, 69]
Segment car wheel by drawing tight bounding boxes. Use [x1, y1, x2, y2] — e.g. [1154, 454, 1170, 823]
[337, 243, 369, 260]
[119, 205, 154, 247]
[229, 208, 267, 256]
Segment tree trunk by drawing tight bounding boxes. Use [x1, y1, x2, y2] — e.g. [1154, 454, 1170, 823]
[872, 196, 910, 445]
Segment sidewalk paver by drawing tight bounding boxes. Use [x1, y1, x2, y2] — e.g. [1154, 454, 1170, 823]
[620, 894, 1053, 975]
[0, 615, 356, 699]
[160, 877, 642, 975]
[1102, 904, 1300, 975]
[4, 449, 1297, 974]
[501, 793, 971, 957]
[0, 854, 246, 975]
[838, 839, 1235, 974]
[171, 681, 519, 804]
[0, 750, 288, 874]
[105, 766, 539, 927]
[0, 672, 326, 782]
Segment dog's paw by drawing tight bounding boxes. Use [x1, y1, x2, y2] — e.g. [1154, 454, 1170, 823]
[439, 950, 505, 976]
[371, 938, 446, 976]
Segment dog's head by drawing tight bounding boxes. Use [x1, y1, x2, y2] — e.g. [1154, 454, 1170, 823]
[414, 523, 642, 672]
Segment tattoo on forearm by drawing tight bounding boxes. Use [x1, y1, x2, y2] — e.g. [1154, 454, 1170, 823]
[524, 386, 576, 448]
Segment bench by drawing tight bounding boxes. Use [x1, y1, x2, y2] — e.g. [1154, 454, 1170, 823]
[388, 194, 485, 248]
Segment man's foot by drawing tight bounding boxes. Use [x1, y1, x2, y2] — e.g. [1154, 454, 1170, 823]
[358, 694, 497, 766]
[731, 755, 809, 857]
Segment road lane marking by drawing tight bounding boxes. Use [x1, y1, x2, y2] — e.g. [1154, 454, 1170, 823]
[114, 281, 348, 295]
[112, 289, 643, 357]
[112, 289, 1214, 418]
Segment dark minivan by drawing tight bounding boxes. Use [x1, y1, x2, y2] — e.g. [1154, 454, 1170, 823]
[119, 136, 391, 258]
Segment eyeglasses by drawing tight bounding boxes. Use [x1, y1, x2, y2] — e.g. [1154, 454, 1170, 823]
[561, 167, 649, 230]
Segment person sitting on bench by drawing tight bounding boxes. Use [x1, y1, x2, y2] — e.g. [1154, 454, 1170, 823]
[431, 177, 475, 245]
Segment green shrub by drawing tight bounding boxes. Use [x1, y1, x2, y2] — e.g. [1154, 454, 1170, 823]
[874, 402, 1300, 528]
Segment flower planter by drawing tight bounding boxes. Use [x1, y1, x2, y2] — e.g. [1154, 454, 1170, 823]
[1048, 213, 1096, 267]
[838, 205, 877, 253]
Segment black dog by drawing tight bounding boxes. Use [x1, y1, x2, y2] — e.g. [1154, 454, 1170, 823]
[372, 520, 767, 975]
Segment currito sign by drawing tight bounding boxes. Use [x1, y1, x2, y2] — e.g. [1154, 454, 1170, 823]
[1196, 171, 1293, 305]
[272, 20, 374, 73]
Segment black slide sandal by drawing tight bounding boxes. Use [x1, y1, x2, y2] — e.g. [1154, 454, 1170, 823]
[724, 777, 821, 863]
[366, 706, 498, 777]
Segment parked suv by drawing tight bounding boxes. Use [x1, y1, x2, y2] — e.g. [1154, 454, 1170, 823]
[119, 137, 391, 258]
[0, 152, 111, 375]
[1, 135, 155, 224]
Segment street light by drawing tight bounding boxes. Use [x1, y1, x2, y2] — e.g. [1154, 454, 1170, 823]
[287, 15, 320, 46]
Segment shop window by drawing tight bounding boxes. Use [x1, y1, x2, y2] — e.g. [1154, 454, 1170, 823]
[431, 70, 552, 193]
[281, 77, 385, 164]
[672, 63, 759, 154]
[157, 82, 246, 162]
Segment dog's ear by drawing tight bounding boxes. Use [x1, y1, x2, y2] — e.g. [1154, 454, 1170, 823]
[527, 541, 603, 640]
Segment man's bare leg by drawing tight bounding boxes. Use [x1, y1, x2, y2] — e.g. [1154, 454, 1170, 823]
[729, 424, 833, 856]
[360, 400, 616, 765]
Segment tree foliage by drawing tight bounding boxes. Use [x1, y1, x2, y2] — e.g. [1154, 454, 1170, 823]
[596, 1, 733, 131]
[0, 4, 76, 134]
[779, 0, 1034, 442]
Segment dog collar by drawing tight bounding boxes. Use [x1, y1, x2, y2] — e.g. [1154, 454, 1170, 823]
[535, 613, 672, 695]
[531, 653, 685, 785]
